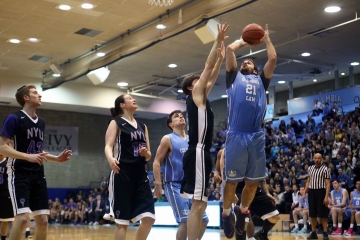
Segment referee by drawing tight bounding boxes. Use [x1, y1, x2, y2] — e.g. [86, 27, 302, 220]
[304, 153, 330, 240]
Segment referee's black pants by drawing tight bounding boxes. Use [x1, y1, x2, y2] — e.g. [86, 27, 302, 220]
[308, 189, 329, 218]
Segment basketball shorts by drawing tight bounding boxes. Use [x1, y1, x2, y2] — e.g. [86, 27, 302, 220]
[106, 168, 155, 225]
[181, 145, 212, 202]
[342, 208, 352, 220]
[224, 130, 266, 182]
[7, 169, 49, 216]
[308, 189, 329, 218]
[236, 189, 278, 220]
[0, 190, 14, 221]
[164, 181, 208, 223]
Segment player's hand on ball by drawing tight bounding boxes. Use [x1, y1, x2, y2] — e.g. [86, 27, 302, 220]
[260, 24, 270, 43]
[109, 158, 120, 174]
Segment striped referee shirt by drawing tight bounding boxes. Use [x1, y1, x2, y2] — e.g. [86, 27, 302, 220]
[308, 164, 331, 189]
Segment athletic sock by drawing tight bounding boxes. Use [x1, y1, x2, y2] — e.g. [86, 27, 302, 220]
[240, 204, 248, 213]
[223, 208, 231, 216]
[26, 227, 30, 231]
[350, 223, 354, 229]
[338, 223, 342, 228]
[295, 224, 299, 229]
[260, 219, 276, 234]
[333, 223, 336, 228]
[248, 238, 255, 240]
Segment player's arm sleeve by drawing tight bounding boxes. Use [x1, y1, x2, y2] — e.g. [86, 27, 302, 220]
[260, 71, 271, 91]
[226, 70, 238, 89]
[0, 114, 18, 139]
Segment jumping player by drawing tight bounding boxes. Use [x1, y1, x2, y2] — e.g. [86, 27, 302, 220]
[222, 24, 277, 236]
[180, 22, 229, 240]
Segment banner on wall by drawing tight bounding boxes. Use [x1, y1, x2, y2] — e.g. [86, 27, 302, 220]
[43, 126, 79, 155]
[288, 85, 360, 115]
[264, 104, 274, 120]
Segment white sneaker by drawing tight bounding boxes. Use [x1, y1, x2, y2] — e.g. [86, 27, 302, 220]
[88, 221, 93, 225]
[93, 221, 99, 225]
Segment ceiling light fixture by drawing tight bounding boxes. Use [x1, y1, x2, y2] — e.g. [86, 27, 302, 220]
[52, 73, 61, 77]
[266, 91, 269, 94]
[221, 95, 228, 98]
[58, 5, 71, 10]
[117, 82, 128, 87]
[301, 52, 311, 57]
[156, 24, 166, 29]
[87, 67, 110, 85]
[177, 89, 183, 93]
[168, 64, 177, 68]
[341, 73, 345, 75]
[351, 62, 359, 66]
[27, 38, 40, 43]
[313, 79, 317, 82]
[8, 39, 21, 44]
[324, 6, 341, 13]
[278, 81, 285, 84]
[81, 3, 94, 9]
[96, 52, 106, 57]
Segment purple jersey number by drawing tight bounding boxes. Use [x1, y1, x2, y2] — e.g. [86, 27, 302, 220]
[132, 142, 146, 157]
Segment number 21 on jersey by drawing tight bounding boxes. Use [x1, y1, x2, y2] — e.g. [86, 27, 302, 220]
[246, 84, 256, 102]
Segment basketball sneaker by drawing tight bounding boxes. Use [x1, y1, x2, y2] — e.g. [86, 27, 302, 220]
[345, 228, 354, 236]
[222, 212, 234, 238]
[234, 206, 250, 235]
[332, 227, 342, 235]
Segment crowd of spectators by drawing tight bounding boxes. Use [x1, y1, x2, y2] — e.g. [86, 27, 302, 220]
[47, 177, 109, 226]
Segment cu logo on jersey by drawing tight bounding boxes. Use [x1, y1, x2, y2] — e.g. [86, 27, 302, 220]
[181, 209, 190, 216]
[115, 210, 120, 218]
[20, 198, 25, 207]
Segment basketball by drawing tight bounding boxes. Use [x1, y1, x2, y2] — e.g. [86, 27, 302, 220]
[242, 23, 264, 45]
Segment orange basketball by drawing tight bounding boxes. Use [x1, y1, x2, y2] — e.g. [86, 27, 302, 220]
[242, 23, 264, 45]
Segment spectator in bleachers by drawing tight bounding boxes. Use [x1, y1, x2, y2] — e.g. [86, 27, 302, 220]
[351, 141, 359, 156]
[279, 120, 287, 135]
[270, 142, 280, 161]
[273, 185, 284, 213]
[338, 143, 350, 159]
[329, 102, 340, 119]
[85, 196, 94, 225]
[335, 168, 350, 190]
[277, 131, 287, 148]
[323, 102, 331, 120]
[64, 198, 77, 224]
[92, 195, 105, 225]
[340, 160, 352, 180]
[290, 117, 301, 136]
[283, 185, 293, 214]
[306, 114, 316, 132]
[290, 184, 300, 221]
[332, 144, 339, 160]
[312, 99, 324, 116]
[287, 128, 297, 149]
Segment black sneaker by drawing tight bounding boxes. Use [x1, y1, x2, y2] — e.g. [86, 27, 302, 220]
[254, 231, 269, 240]
[234, 206, 250, 235]
[25, 231, 32, 238]
[307, 231, 318, 239]
[222, 213, 234, 238]
[323, 232, 329, 240]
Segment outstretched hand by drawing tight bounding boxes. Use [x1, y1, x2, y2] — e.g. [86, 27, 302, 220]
[260, 24, 270, 43]
[216, 22, 229, 42]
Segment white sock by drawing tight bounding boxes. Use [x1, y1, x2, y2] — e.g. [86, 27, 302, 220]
[350, 224, 354, 228]
[26, 228, 30, 232]
[240, 204, 248, 213]
[333, 223, 336, 227]
[295, 224, 299, 229]
[223, 208, 231, 216]
[303, 225, 307, 230]
[248, 238, 255, 240]
[338, 223, 342, 228]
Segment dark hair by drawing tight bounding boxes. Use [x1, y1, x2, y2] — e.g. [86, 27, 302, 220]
[15, 84, 36, 107]
[110, 94, 126, 118]
[166, 110, 182, 130]
[332, 179, 339, 183]
[241, 58, 258, 75]
[181, 74, 200, 96]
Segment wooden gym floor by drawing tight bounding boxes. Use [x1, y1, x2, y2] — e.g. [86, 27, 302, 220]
[41, 225, 360, 239]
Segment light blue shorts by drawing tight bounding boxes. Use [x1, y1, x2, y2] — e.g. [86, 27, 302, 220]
[224, 130, 266, 182]
[164, 182, 209, 223]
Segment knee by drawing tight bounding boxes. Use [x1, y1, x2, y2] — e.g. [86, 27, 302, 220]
[36, 216, 49, 229]
[17, 214, 31, 226]
[245, 182, 258, 191]
[192, 200, 207, 213]
[141, 217, 155, 227]
[268, 215, 280, 224]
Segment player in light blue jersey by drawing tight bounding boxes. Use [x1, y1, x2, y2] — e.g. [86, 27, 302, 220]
[329, 179, 349, 235]
[344, 180, 360, 236]
[222, 24, 277, 237]
[153, 110, 208, 240]
[291, 186, 310, 234]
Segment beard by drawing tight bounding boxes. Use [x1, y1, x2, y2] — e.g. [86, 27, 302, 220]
[240, 67, 253, 75]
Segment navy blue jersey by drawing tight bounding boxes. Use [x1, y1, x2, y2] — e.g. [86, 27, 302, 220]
[0, 110, 45, 172]
[0, 158, 8, 192]
[186, 94, 214, 152]
[163, 132, 188, 182]
[113, 117, 147, 169]
[226, 71, 270, 132]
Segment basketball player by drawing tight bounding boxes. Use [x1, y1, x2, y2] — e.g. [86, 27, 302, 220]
[180, 22, 229, 240]
[153, 110, 209, 240]
[215, 149, 280, 240]
[0, 84, 72, 240]
[222, 24, 277, 236]
[104, 94, 155, 240]
[329, 179, 349, 235]
[0, 155, 14, 240]
[343, 180, 360, 236]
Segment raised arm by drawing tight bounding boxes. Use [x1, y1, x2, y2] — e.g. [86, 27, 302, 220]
[192, 23, 229, 103]
[261, 24, 277, 79]
[205, 41, 225, 97]
[226, 38, 249, 72]
[153, 135, 171, 198]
